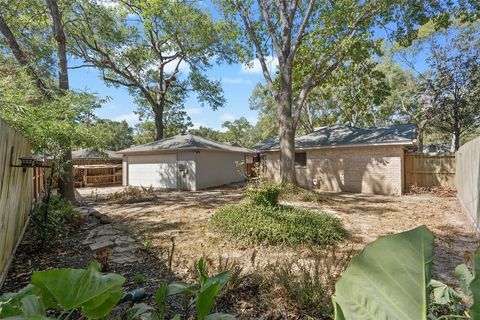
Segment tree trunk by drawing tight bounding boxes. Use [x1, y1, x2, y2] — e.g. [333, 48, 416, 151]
[416, 120, 427, 154]
[154, 105, 165, 140]
[451, 130, 461, 152]
[46, 0, 76, 202]
[277, 94, 296, 184]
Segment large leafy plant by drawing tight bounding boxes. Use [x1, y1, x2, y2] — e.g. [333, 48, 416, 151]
[333, 226, 480, 320]
[0, 261, 125, 319]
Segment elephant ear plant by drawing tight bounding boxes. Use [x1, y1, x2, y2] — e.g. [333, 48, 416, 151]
[0, 261, 125, 319]
[127, 257, 234, 320]
[333, 226, 480, 320]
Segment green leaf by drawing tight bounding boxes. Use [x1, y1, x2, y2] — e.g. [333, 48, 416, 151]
[204, 272, 229, 292]
[198, 257, 208, 287]
[155, 284, 168, 315]
[454, 263, 473, 297]
[469, 247, 480, 319]
[196, 283, 221, 320]
[21, 296, 46, 316]
[126, 303, 157, 320]
[204, 313, 236, 320]
[0, 286, 45, 318]
[429, 280, 462, 305]
[30, 261, 125, 318]
[170, 315, 181, 320]
[166, 282, 198, 296]
[333, 226, 434, 320]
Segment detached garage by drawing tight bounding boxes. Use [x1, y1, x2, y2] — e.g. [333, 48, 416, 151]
[119, 134, 253, 190]
[255, 124, 416, 196]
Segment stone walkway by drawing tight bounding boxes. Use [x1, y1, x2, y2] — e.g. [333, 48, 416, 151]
[75, 206, 141, 265]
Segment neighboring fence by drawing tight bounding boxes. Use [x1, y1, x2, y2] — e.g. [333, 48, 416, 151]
[456, 137, 480, 235]
[404, 152, 456, 189]
[0, 119, 34, 286]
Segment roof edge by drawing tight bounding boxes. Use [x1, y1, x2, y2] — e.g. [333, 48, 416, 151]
[258, 140, 414, 152]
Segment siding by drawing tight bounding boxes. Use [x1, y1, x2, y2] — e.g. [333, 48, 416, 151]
[265, 145, 404, 195]
[195, 150, 245, 190]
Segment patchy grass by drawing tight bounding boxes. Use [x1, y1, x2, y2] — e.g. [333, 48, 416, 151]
[279, 183, 325, 203]
[210, 203, 347, 246]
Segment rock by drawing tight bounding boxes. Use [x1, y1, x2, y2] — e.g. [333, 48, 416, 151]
[89, 240, 114, 251]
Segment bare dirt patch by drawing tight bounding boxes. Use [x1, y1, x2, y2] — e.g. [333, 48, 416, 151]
[80, 186, 478, 285]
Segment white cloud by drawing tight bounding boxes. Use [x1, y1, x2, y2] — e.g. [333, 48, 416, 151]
[241, 56, 279, 74]
[186, 107, 202, 115]
[114, 113, 139, 126]
[220, 113, 236, 122]
[191, 122, 204, 129]
[163, 58, 190, 74]
[222, 77, 251, 85]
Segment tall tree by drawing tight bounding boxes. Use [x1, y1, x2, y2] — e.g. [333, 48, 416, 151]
[219, 0, 448, 183]
[0, 0, 77, 201]
[87, 119, 134, 151]
[425, 24, 480, 151]
[70, 0, 228, 141]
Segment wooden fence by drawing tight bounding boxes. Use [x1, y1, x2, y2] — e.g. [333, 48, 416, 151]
[456, 137, 480, 235]
[404, 152, 456, 189]
[0, 119, 34, 287]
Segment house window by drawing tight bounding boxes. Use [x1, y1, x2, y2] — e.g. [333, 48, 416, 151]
[295, 152, 307, 167]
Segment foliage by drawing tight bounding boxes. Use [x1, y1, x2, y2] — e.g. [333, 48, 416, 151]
[0, 261, 125, 319]
[85, 119, 133, 151]
[332, 226, 480, 320]
[0, 258, 232, 320]
[279, 183, 325, 203]
[211, 202, 347, 246]
[0, 57, 100, 157]
[262, 246, 354, 318]
[245, 183, 280, 207]
[30, 195, 77, 247]
[69, 0, 231, 140]
[333, 226, 434, 319]
[126, 257, 233, 320]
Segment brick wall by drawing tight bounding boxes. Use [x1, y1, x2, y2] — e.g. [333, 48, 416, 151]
[264, 145, 404, 195]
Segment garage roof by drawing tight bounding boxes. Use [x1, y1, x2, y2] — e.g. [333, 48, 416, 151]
[119, 134, 254, 154]
[255, 124, 416, 151]
[72, 149, 122, 159]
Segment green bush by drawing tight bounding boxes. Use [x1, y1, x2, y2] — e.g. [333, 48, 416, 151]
[246, 183, 281, 207]
[279, 183, 324, 203]
[210, 203, 347, 246]
[31, 195, 74, 247]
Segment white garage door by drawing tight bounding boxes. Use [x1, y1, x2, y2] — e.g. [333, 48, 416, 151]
[127, 154, 177, 188]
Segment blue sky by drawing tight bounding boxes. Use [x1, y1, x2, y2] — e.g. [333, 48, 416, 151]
[68, 57, 273, 131]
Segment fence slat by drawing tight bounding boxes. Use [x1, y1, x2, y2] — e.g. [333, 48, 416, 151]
[0, 119, 34, 288]
[404, 153, 456, 189]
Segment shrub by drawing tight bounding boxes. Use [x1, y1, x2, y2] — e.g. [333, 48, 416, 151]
[246, 183, 281, 207]
[279, 182, 325, 203]
[31, 195, 73, 247]
[210, 203, 347, 246]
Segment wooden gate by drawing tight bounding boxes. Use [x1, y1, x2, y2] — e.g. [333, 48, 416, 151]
[404, 152, 456, 189]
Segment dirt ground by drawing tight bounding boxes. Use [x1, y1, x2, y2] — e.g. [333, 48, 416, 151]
[79, 185, 478, 285]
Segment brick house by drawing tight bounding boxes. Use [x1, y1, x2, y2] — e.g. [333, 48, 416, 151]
[255, 124, 416, 195]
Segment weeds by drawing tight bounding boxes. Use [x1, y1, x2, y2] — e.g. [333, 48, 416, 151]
[211, 203, 347, 246]
[133, 273, 145, 285]
[262, 246, 354, 317]
[107, 186, 157, 203]
[279, 182, 325, 203]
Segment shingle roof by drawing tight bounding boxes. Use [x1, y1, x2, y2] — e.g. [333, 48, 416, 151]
[72, 149, 122, 160]
[254, 124, 416, 151]
[119, 134, 254, 154]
